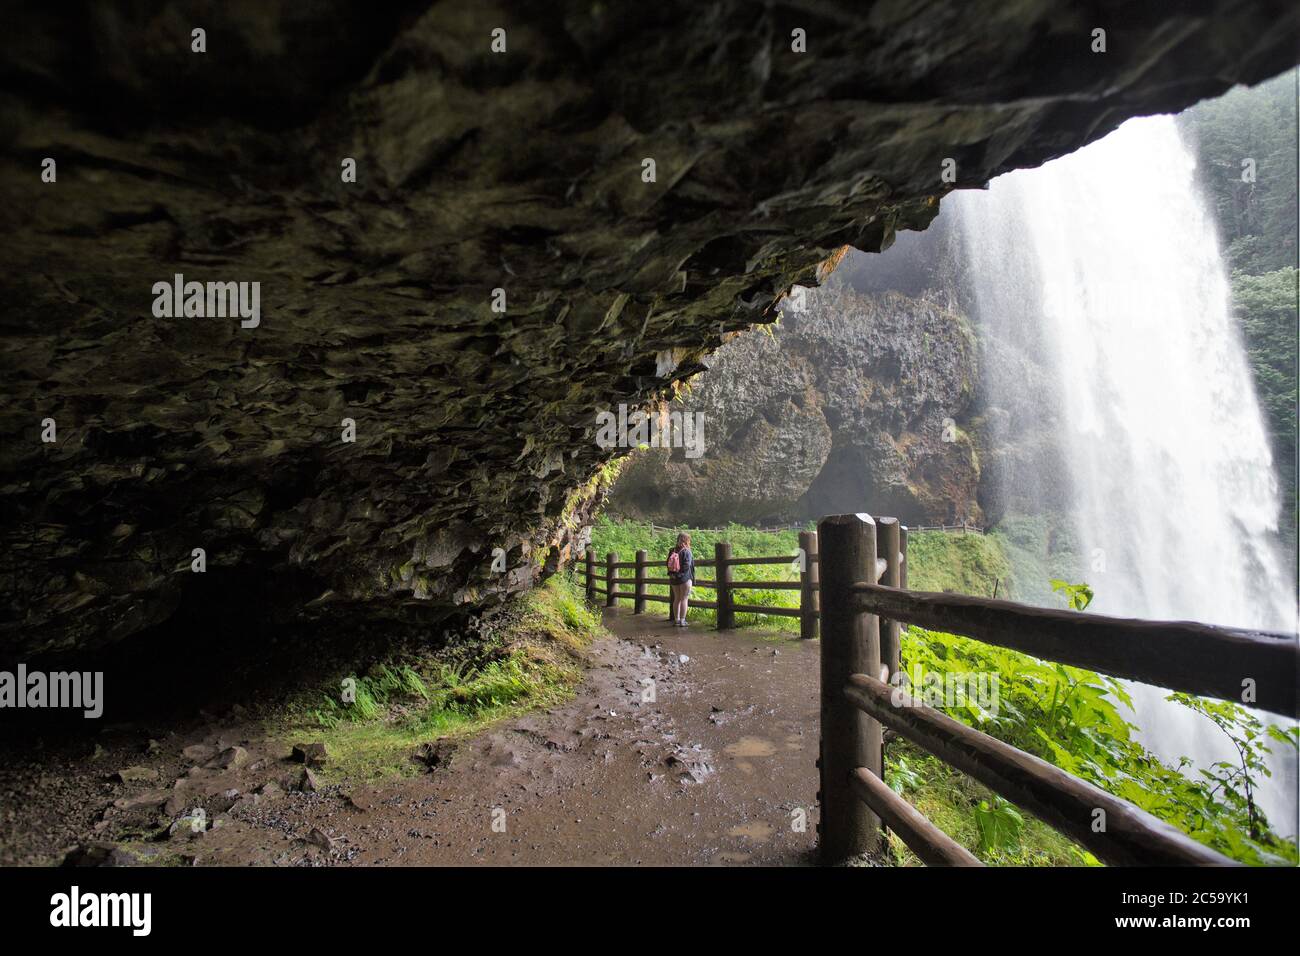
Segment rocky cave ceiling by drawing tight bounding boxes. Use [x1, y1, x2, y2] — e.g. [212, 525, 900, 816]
[2, 0, 1297, 657]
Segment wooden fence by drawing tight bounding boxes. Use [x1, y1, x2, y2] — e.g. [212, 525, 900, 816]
[584, 530, 829, 640]
[903, 521, 985, 535]
[816, 512, 1299, 867]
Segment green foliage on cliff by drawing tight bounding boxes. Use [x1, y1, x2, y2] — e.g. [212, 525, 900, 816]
[987, 513, 1090, 608]
[1180, 71, 1298, 274]
[1233, 269, 1299, 448]
[1231, 267, 1298, 534]
[1181, 72, 1298, 533]
[904, 530, 1012, 596]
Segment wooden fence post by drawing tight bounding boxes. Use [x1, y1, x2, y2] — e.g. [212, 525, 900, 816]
[799, 530, 819, 640]
[899, 526, 908, 591]
[877, 517, 902, 680]
[715, 541, 734, 630]
[634, 549, 647, 614]
[818, 513, 883, 862]
[585, 548, 596, 602]
[605, 551, 617, 608]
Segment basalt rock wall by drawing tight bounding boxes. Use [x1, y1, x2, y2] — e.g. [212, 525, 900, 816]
[609, 274, 984, 527]
[2, 1, 1297, 657]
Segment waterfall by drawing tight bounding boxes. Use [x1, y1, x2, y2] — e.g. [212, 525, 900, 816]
[948, 115, 1298, 831]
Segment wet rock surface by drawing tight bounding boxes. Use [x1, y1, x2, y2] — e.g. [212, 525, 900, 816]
[611, 277, 982, 525]
[2, 2, 1297, 655]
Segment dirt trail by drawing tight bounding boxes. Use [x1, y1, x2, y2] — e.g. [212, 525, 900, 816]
[2, 609, 823, 866]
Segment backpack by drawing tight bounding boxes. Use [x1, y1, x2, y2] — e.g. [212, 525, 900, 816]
[666, 549, 681, 574]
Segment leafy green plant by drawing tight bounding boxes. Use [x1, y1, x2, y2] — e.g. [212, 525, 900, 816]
[1049, 578, 1094, 611]
[1169, 693, 1299, 846]
[899, 621, 1298, 865]
[973, 797, 1025, 853]
[885, 755, 923, 795]
[281, 575, 606, 780]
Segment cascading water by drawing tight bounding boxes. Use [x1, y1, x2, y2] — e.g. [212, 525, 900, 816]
[949, 115, 1298, 832]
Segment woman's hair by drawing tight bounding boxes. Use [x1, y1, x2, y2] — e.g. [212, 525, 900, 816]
[676, 532, 691, 549]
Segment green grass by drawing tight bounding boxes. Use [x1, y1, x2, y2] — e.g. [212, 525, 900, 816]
[903, 528, 1013, 596]
[268, 575, 605, 781]
[584, 518, 806, 628]
[884, 742, 1088, 866]
[584, 517, 1014, 632]
[987, 513, 1084, 607]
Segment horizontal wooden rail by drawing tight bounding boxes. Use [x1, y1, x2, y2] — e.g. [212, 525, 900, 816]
[730, 603, 803, 618]
[617, 576, 811, 590]
[646, 521, 811, 535]
[814, 511, 1277, 866]
[724, 554, 821, 566]
[843, 672, 1233, 865]
[848, 767, 982, 867]
[582, 542, 825, 637]
[851, 582, 1298, 718]
[907, 523, 985, 535]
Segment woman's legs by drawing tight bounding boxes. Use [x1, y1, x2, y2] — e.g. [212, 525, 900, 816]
[670, 582, 691, 624]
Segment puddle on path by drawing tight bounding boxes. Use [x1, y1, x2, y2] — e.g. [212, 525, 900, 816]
[723, 736, 778, 758]
[728, 821, 775, 841]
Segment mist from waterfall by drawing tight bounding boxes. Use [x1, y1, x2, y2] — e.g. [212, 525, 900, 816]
[948, 115, 1298, 832]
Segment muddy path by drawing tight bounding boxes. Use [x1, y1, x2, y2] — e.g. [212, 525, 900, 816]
[2, 609, 822, 866]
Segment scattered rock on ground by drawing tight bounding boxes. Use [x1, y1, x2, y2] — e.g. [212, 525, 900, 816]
[113, 766, 159, 784]
[291, 743, 328, 768]
[182, 744, 217, 763]
[412, 739, 456, 772]
[61, 842, 137, 867]
[112, 790, 169, 811]
[307, 828, 335, 851]
[204, 746, 249, 770]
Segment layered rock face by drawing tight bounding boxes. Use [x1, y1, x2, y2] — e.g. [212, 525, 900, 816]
[2, 1, 1297, 657]
[610, 275, 983, 526]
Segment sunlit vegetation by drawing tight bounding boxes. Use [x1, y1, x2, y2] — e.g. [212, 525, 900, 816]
[271, 576, 604, 780]
[895, 624, 1297, 865]
[584, 517, 1015, 628]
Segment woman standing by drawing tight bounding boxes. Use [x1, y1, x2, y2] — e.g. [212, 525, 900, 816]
[667, 532, 694, 627]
